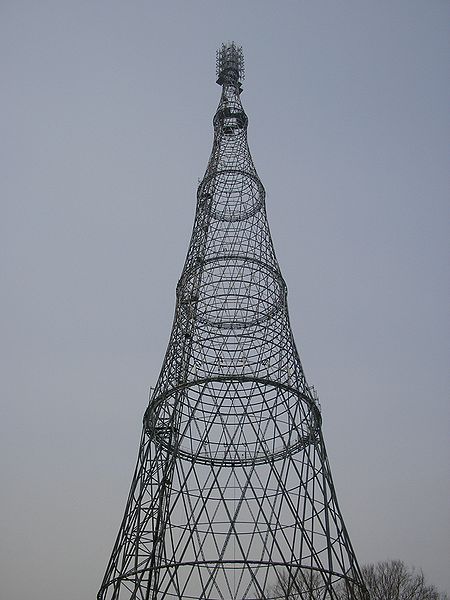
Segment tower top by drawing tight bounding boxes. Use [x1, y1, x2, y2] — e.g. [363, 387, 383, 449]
[216, 42, 245, 88]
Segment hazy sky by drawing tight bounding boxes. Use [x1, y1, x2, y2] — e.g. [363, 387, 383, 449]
[1, 2, 449, 598]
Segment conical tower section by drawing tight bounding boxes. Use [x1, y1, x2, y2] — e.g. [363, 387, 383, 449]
[98, 43, 368, 600]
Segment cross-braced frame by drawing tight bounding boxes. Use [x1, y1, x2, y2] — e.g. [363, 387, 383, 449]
[98, 43, 368, 600]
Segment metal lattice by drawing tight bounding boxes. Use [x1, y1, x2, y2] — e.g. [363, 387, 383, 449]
[98, 43, 368, 600]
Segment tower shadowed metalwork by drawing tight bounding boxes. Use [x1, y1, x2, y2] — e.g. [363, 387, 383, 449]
[98, 43, 368, 600]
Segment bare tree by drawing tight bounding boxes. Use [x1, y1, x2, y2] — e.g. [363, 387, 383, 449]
[263, 561, 448, 600]
[359, 560, 448, 600]
[268, 568, 325, 599]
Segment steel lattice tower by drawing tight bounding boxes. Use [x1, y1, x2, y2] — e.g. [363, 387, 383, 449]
[98, 44, 368, 600]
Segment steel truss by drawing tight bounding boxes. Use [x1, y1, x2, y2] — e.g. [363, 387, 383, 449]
[98, 43, 368, 600]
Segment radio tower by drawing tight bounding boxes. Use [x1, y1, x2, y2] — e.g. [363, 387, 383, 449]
[98, 43, 368, 600]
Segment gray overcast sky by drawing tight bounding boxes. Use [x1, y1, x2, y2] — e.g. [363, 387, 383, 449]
[1, 1, 449, 598]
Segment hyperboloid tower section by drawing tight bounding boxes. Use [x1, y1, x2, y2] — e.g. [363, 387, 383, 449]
[98, 43, 368, 600]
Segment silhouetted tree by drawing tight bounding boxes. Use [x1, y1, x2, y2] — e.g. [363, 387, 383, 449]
[268, 568, 325, 599]
[262, 561, 448, 600]
[359, 560, 448, 600]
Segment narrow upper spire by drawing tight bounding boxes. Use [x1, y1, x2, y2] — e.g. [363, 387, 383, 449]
[216, 42, 245, 90]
